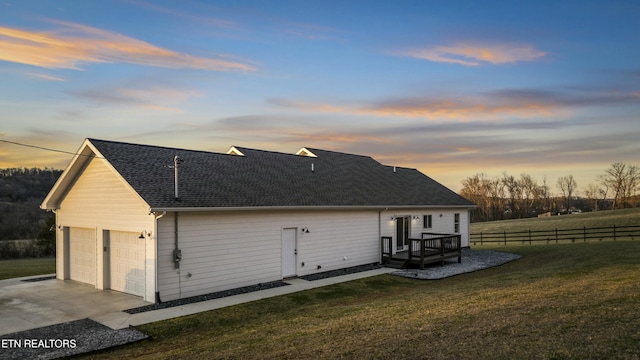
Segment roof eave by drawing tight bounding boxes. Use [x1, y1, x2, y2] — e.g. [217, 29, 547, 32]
[40, 139, 95, 210]
[150, 204, 476, 213]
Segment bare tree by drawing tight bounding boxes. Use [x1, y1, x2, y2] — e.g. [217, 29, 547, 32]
[583, 183, 601, 211]
[557, 175, 577, 211]
[520, 173, 538, 216]
[502, 172, 523, 217]
[599, 162, 640, 209]
[460, 173, 491, 222]
[540, 176, 553, 212]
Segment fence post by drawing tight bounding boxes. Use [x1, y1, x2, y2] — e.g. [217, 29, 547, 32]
[504, 231, 507, 245]
[583, 226, 586, 242]
[613, 224, 616, 241]
[555, 228, 558, 243]
[480, 232, 483, 246]
[529, 229, 532, 244]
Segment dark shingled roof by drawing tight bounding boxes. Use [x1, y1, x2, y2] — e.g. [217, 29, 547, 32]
[88, 138, 474, 209]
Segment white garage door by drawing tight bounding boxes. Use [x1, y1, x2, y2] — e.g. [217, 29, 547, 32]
[109, 231, 145, 297]
[69, 227, 96, 285]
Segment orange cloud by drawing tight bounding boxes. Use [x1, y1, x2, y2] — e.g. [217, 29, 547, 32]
[363, 97, 559, 120]
[270, 96, 560, 121]
[0, 21, 256, 71]
[290, 132, 397, 145]
[401, 42, 547, 66]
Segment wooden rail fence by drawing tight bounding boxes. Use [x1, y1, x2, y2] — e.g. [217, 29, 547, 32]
[471, 225, 640, 245]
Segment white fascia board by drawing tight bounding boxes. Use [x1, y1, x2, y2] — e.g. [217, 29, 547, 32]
[295, 147, 317, 157]
[40, 138, 151, 211]
[40, 139, 94, 210]
[226, 146, 245, 156]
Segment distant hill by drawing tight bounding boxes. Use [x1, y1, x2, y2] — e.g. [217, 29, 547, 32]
[0, 168, 62, 240]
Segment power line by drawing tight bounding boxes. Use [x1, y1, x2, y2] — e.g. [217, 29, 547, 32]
[0, 139, 104, 159]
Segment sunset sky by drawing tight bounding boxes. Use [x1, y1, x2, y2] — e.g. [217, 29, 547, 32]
[1, 0, 639, 192]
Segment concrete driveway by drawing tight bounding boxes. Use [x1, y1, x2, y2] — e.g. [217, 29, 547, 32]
[0, 275, 148, 336]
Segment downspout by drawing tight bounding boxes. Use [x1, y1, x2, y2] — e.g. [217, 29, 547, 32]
[172, 155, 183, 298]
[51, 209, 59, 280]
[153, 211, 166, 303]
[174, 212, 181, 299]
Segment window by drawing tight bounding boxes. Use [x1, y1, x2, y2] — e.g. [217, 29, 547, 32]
[423, 214, 432, 229]
[454, 213, 460, 233]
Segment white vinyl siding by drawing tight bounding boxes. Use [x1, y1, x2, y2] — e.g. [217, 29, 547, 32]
[157, 210, 379, 301]
[380, 209, 470, 250]
[56, 158, 151, 229]
[55, 157, 155, 302]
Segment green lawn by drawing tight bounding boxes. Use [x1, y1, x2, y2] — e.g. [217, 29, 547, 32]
[87, 240, 640, 359]
[470, 208, 640, 234]
[0, 257, 55, 280]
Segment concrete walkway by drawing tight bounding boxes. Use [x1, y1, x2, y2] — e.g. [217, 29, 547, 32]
[0, 267, 397, 336]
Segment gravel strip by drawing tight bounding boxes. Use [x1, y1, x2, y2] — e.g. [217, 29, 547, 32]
[21, 276, 56, 282]
[0, 318, 148, 360]
[391, 248, 521, 280]
[124, 280, 289, 314]
[299, 263, 382, 281]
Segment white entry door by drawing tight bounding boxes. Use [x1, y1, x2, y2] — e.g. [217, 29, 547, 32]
[282, 228, 297, 278]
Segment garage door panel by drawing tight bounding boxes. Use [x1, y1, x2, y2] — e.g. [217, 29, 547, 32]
[110, 231, 145, 297]
[69, 227, 96, 286]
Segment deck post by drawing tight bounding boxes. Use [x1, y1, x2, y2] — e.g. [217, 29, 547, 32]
[420, 239, 425, 270]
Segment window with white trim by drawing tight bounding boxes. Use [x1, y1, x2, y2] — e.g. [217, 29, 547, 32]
[423, 214, 432, 229]
[454, 213, 460, 233]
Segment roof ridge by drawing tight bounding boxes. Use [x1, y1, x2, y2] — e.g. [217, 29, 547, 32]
[302, 147, 371, 158]
[88, 138, 227, 156]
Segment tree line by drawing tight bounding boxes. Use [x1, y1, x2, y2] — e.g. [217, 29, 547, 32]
[460, 162, 640, 223]
[0, 168, 62, 257]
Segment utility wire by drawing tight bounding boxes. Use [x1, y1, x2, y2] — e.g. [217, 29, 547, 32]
[0, 139, 104, 159]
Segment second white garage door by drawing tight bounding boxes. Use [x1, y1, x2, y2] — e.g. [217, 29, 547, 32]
[109, 231, 145, 297]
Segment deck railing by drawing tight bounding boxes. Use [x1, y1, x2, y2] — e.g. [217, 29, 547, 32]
[408, 233, 462, 269]
[381, 236, 393, 262]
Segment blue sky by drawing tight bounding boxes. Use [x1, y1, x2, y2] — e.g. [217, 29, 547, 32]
[1, 0, 639, 191]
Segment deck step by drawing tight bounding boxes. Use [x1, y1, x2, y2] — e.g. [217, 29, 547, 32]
[384, 258, 407, 269]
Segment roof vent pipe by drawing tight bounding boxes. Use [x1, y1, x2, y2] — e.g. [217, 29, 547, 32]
[173, 156, 183, 199]
[311, 163, 315, 172]
[393, 166, 396, 173]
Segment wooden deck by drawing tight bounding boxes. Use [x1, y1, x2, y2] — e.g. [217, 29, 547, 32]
[382, 233, 462, 269]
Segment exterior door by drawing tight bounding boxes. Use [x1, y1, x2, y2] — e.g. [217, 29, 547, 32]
[395, 216, 410, 251]
[282, 228, 297, 278]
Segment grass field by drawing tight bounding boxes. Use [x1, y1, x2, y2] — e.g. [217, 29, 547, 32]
[0, 257, 55, 280]
[85, 210, 640, 359]
[470, 208, 640, 234]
